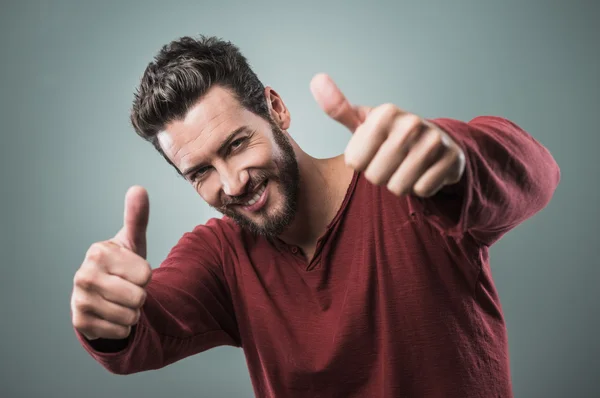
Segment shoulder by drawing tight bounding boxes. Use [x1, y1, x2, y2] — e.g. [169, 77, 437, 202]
[166, 217, 244, 263]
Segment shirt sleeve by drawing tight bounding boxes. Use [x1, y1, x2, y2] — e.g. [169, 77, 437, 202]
[412, 115, 561, 247]
[74, 219, 240, 374]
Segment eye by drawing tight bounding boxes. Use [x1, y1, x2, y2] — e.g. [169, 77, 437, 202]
[229, 137, 247, 152]
[189, 166, 212, 182]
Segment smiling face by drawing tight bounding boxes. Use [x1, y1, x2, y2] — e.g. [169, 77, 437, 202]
[158, 85, 300, 237]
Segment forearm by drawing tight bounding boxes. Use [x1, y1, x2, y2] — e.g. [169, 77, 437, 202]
[75, 262, 240, 375]
[422, 115, 560, 246]
[74, 304, 160, 374]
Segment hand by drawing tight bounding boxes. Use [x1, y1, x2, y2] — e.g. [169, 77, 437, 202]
[310, 74, 465, 198]
[71, 186, 152, 341]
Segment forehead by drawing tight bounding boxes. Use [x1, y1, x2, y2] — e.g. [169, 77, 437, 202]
[158, 86, 257, 168]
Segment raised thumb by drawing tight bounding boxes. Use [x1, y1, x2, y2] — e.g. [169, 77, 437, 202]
[113, 185, 149, 258]
[310, 73, 364, 133]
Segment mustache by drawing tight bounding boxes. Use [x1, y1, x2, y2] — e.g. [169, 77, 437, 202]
[219, 170, 273, 207]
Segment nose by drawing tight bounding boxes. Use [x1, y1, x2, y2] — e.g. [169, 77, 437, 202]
[220, 166, 250, 198]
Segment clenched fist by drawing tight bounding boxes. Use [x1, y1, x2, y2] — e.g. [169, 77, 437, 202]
[71, 186, 152, 341]
[310, 73, 466, 198]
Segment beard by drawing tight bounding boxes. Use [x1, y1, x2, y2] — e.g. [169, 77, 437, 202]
[212, 122, 300, 238]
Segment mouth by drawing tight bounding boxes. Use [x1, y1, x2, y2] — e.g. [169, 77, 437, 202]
[239, 179, 269, 213]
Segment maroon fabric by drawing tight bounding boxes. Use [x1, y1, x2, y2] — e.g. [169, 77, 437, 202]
[76, 116, 560, 397]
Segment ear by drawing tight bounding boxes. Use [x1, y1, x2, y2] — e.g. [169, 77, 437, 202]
[264, 87, 290, 130]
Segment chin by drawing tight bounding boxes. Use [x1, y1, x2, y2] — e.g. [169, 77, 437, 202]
[231, 201, 295, 237]
[218, 169, 299, 237]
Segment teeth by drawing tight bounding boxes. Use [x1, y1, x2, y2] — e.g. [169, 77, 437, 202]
[244, 181, 267, 206]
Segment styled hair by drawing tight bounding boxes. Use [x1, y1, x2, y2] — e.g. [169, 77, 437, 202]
[130, 35, 270, 172]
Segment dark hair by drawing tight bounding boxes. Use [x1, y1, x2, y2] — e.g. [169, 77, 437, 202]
[130, 35, 270, 173]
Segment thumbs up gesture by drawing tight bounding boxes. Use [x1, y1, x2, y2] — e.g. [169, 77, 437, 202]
[71, 186, 152, 341]
[310, 74, 465, 198]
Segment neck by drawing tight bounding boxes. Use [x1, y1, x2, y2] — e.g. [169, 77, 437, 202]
[277, 142, 354, 249]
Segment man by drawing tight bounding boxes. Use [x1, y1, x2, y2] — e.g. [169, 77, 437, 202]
[71, 36, 560, 397]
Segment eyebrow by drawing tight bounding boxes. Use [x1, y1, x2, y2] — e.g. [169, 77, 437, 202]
[181, 125, 249, 177]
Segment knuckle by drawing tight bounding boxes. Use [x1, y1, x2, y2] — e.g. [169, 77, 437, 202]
[406, 113, 420, 123]
[386, 182, 402, 196]
[85, 243, 106, 263]
[398, 115, 421, 135]
[372, 177, 385, 186]
[140, 263, 153, 284]
[364, 169, 384, 186]
[380, 103, 397, 115]
[72, 311, 91, 331]
[344, 152, 360, 170]
[351, 160, 367, 172]
[413, 184, 429, 197]
[427, 131, 444, 148]
[131, 288, 147, 308]
[132, 310, 142, 325]
[72, 271, 83, 287]
[114, 326, 131, 340]
[73, 269, 97, 290]
[124, 310, 138, 326]
[138, 289, 148, 307]
[391, 114, 419, 139]
[373, 105, 397, 130]
[72, 293, 93, 312]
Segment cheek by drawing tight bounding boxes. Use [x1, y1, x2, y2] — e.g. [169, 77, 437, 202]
[241, 147, 273, 169]
[197, 174, 222, 206]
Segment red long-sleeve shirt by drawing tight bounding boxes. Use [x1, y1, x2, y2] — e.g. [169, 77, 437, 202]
[75, 116, 560, 397]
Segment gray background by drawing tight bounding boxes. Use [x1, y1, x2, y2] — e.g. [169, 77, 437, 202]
[1, 0, 598, 397]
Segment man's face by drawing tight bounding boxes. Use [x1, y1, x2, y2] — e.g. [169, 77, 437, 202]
[158, 86, 300, 237]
